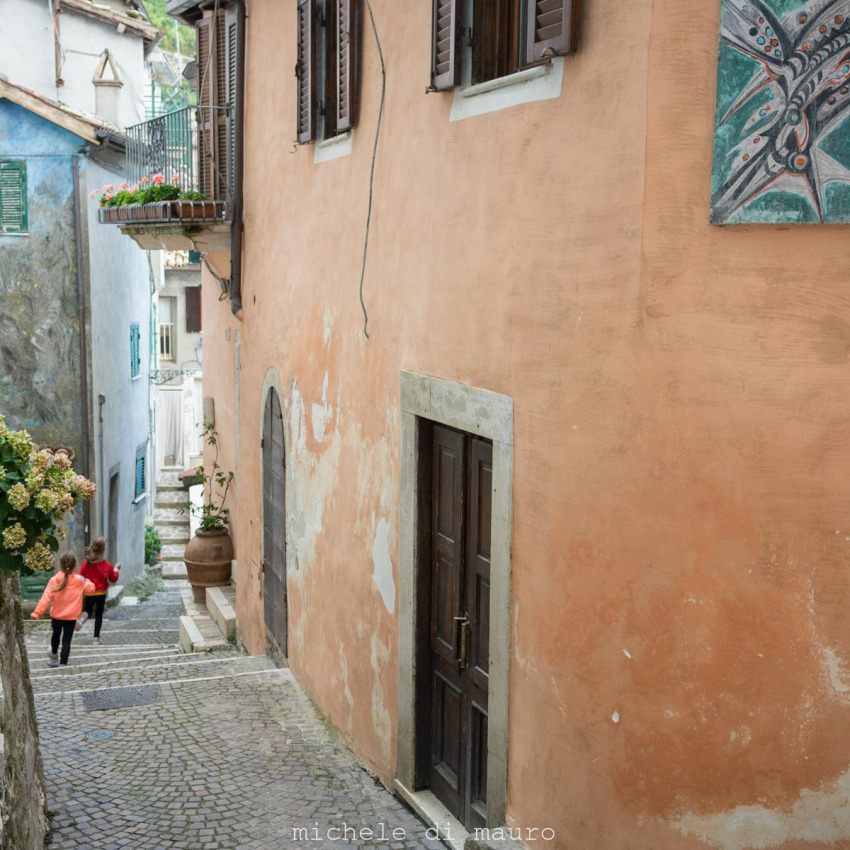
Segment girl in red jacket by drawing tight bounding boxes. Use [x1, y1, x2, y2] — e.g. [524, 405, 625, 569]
[76, 537, 121, 643]
[31, 553, 96, 666]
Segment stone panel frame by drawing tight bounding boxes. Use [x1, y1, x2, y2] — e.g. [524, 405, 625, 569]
[396, 370, 513, 833]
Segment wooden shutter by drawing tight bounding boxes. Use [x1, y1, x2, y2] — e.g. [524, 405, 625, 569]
[135, 452, 145, 499]
[0, 161, 27, 234]
[335, 0, 356, 134]
[431, 0, 462, 91]
[225, 4, 239, 191]
[197, 14, 215, 197]
[185, 286, 202, 333]
[524, 0, 577, 63]
[196, 16, 214, 108]
[296, 0, 317, 143]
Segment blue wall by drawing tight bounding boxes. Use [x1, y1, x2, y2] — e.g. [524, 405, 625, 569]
[0, 100, 90, 554]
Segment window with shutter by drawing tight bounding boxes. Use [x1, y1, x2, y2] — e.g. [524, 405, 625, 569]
[185, 286, 202, 333]
[297, 0, 317, 143]
[130, 322, 141, 378]
[0, 161, 27, 235]
[134, 446, 146, 499]
[524, 0, 577, 63]
[196, 9, 235, 201]
[472, 0, 521, 84]
[431, 0, 462, 91]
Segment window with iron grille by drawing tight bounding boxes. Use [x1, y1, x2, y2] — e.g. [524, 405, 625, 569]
[0, 160, 28, 234]
[430, 0, 578, 90]
[134, 444, 146, 500]
[130, 322, 141, 378]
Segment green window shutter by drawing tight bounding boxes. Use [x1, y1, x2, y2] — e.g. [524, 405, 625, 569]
[0, 161, 27, 234]
[135, 451, 146, 498]
[130, 322, 141, 377]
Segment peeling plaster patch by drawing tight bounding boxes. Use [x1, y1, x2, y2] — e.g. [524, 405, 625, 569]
[672, 767, 850, 850]
[287, 377, 341, 572]
[311, 372, 333, 443]
[322, 307, 334, 347]
[664, 708, 679, 719]
[822, 647, 850, 695]
[623, 649, 632, 659]
[339, 646, 354, 719]
[370, 633, 392, 756]
[371, 515, 395, 614]
[728, 725, 752, 745]
[512, 602, 534, 673]
[612, 710, 620, 724]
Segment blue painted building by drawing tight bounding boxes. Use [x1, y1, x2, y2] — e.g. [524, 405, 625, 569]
[0, 80, 150, 577]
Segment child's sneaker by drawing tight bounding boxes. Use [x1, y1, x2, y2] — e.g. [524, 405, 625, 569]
[93, 636, 102, 645]
[74, 613, 88, 633]
[47, 649, 59, 668]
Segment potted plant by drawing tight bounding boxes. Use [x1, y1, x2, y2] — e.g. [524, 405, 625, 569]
[183, 422, 234, 603]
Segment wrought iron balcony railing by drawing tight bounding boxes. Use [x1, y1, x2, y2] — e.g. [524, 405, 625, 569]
[98, 105, 233, 226]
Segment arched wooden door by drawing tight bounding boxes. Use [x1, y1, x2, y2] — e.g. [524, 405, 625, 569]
[262, 388, 287, 655]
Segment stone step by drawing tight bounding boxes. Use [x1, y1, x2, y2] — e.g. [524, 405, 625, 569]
[162, 562, 188, 581]
[153, 507, 189, 527]
[180, 589, 232, 652]
[206, 585, 236, 641]
[28, 646, 182, 673]
[26, 629, 180, 649]
[158, 526, 190, 544]
[160, 544, 186, 562]
[154, 491, 190, 509]
[31, 652, 261, 695]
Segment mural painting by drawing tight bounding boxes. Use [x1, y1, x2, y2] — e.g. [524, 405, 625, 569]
[712, 0, 850, 223]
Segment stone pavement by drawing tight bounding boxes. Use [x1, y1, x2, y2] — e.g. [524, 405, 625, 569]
[25, 586, 445, 850]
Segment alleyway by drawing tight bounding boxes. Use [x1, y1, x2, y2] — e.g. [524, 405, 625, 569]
[25, 588, 444, 850]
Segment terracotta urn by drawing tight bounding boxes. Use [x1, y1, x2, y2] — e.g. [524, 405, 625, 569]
[183, 528, 233, 603]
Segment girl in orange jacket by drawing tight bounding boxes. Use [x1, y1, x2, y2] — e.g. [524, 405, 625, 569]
[31, 553, 96, 667]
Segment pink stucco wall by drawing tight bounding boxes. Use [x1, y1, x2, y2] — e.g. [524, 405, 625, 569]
[198, 0, 850, 846]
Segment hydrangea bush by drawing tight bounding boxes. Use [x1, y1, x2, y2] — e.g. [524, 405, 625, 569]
[0, 415, 95, 575]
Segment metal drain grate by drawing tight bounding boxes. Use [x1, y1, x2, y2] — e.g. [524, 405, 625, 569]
[81, 685, 163, 712]
[86, 729, 115, 741]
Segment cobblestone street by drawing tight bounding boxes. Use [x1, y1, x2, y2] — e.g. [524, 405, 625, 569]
[25, 587, 444, 850]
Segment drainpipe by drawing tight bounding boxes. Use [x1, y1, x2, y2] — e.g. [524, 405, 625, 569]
[230, 0, 246, 318]
[72, 157, 91, 546]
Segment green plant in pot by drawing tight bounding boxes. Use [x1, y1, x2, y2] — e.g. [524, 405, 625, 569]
[183, 422, 234, 603]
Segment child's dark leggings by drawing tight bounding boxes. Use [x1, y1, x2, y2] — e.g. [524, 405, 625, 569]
[50, 618, 76, 665]
[83, 594, 107, 637]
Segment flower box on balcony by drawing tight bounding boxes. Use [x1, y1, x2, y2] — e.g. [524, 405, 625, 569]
[97, 201, 225, 225]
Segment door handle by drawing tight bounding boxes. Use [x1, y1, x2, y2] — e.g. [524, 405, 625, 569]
[453, 615, 470, 669]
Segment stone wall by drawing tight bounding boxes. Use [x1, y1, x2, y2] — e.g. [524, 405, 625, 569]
[0, 574, 47, 850]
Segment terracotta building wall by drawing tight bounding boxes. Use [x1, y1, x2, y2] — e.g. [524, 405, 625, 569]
[197, 0, 850, 846]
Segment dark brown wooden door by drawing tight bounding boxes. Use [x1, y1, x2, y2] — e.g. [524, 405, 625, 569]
[262, 388, 287, 655]
[429, 424, 492, 830]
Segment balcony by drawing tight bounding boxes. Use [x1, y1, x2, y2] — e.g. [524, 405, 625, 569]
[100, 106, 233, 252]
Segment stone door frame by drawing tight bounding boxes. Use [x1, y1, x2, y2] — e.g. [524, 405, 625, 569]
[396, 370, 513, 831]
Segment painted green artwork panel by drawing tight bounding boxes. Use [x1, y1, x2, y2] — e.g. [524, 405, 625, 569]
[711, 0, 850, 223]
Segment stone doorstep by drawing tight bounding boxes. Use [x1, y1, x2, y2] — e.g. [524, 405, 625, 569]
[179, 590, 230, 653]
[206, 586, 236, 640]
[153, 508, 189, 527]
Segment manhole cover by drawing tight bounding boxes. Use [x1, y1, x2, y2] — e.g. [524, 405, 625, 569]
[81, 685, 163, 712]
[86, 729, 115, 741]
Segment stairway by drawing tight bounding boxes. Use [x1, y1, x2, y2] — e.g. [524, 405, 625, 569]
[153, 468, 236, 654]
[153, 469, 191, 582]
